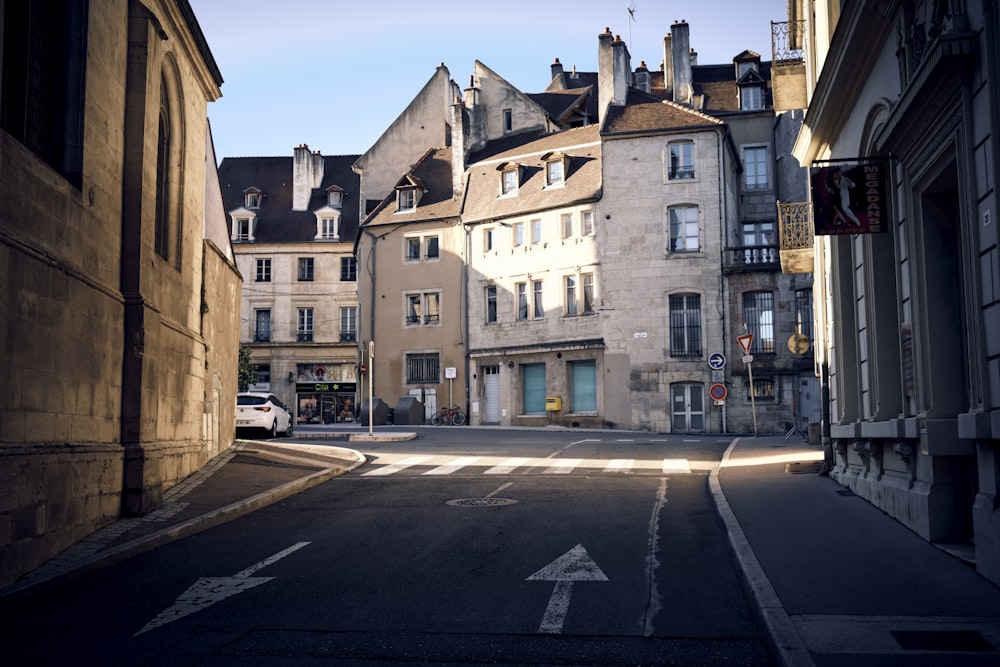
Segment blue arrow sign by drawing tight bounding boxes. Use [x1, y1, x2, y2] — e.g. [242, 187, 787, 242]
[708, 353, 726, 370]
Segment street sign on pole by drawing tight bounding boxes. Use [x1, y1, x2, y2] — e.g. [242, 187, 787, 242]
[709, 383, 727, 401]
[708, 353, 726, 370]
[737, 334, 753, 355]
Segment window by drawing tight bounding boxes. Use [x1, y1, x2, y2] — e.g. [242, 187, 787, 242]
[245, 190, 261, 208]
[233, 218, 253, 242]
[570, 360, 597, 412]
[254, 309, 271, 342]
[317, 216, 339, 240]
[297, 307, 314, 342]
[523, 364, 546, 414]
[744, 146, 769, 190]
[502, 169, 518, 195]
[582, 274, 595, 314]
[740, 85, 763, 111]
[565, 276, 578, 316]
[503, 109, 513, 134]
[517, 283, 529, 320]
[405, 238, 421, 261]
[484, 227, 495, 251]
[341, 256, 357, 281]
[486, 285, 497, 323]
[533, 280, 544, 318]
[746, 378, 776, 400]
[531, 219, 542, 245]
[327, 189, 343, 207]
[1, 0, 88, 187]
[743, 221, 776, 246]
[546, 160, 564, 187]
[340, 307, 357, 342]
[154, 85, 172, 261]
[253, 364, 270, 386]
[255, 258, 271, 282]
[581, 210, 594, 236]
[668, 141, 695, 180]
[406, 352, 440, 384]
[398, 188, 416, 211]
[298, 257, 314, 281]
[669, 294, 702, 357]
[742, 291, 775, 354]
[425, 236, 440, 259]
[668, 206, 699, 252]
[795, 289, 813, 348]
[405, 292, 441, 326]
[561, 213, 574, 239]
[512, 222, 525, 247]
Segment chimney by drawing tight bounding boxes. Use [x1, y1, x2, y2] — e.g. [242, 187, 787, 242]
[450, 98, 468, 198]
[598, 28, 631, 126]
[551, 57, 564, 82]
[671, 20, 692, 104]
[293, 144, 324, 211]
[662, 33, 673, 93]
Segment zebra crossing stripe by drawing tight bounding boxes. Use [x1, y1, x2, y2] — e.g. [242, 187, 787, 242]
[484, 457, 532, 475]
[662, 459, 691, 473]
[544, 458, 584, 474]
[361, 455, 433, 476]
[603, 459, 635, 473]
[423, 456, 480, 475]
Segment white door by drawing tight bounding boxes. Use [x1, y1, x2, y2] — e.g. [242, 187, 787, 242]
[411, 388, 436, 423]
[671, 383, 705, 433]
[483, 366, 501, 423]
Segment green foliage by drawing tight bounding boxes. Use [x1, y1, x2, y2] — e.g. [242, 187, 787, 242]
[237, 346, 255, 392]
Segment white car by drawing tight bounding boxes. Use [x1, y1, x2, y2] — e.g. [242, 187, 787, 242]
[236, 392, 293, 438]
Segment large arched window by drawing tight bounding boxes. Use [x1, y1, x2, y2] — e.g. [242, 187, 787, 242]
[154, 61, 185, 267]
[154, 83, 171, 259]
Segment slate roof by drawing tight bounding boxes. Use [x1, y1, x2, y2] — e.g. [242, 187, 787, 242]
[603, 89, 726, 136]
[218, 154, 361, 243]
[364, 147, 460, 227]
[462, 124, 602, 224]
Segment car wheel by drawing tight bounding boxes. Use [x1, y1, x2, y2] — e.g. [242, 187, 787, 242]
[269, 420, 278, 439]
[284, 419, 293, 437]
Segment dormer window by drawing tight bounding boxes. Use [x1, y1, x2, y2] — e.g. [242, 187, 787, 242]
[327, 186, 344, 208]
[232, 216, 254, 242]
[735, 52, 765, 111]
[498, 162, 520, 196]
[398, 188, 417, 211]
[740, 85, 763, 110]
[316, 214, 340, 240]
[542, 152, 568, 188]
[244, 187, 262, 209]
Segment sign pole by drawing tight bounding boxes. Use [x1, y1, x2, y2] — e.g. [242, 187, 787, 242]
[368, 340, 374, 435]
[737, 331, 758, 437]
[747, 359, 758, 436]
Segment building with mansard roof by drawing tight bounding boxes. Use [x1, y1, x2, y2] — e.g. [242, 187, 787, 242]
[218, 146, 362, 425]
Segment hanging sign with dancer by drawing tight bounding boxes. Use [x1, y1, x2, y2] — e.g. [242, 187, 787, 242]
[810, 158, 889, 235]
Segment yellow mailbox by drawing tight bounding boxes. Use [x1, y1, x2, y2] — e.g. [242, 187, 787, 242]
[545, 397, 562, 411]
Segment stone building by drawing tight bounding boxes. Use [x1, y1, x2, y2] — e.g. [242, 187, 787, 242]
[219, 146, 362, 424]
[783, 0, 1000, 585]
[0, 0, 240, 587]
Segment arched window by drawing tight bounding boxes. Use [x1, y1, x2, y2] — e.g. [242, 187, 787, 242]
[154, 83, 171, 259]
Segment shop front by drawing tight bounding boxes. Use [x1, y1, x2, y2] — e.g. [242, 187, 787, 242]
[296, 382, 357, 424]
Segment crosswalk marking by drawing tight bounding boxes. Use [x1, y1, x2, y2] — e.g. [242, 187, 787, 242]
[662, 459, 691, 473]
[360, 454, 702, 477]
[361, 455, 433, 476]
[603, 458, 635, 472]
[484, 457, 532, 475]
[423, 456, 480, 475]
[544, 458, 583, 474]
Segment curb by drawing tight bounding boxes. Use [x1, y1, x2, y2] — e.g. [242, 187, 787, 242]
[710, 437, 815, 667]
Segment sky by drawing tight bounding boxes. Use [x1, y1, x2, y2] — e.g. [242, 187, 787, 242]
[189, 1, 790, 161]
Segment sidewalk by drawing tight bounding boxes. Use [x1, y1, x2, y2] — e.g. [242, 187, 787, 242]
[713, 435, 1000, 666]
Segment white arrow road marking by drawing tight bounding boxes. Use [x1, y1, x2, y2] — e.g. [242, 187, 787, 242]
[135, 541, 310, 636]
[527, 544, 608, 634]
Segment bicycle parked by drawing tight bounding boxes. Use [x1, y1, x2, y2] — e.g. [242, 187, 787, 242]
[431, 405, 466, 426]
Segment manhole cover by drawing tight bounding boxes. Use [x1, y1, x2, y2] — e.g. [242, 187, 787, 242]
[446, 497, 518, 507]
[785, 461, 824, 474]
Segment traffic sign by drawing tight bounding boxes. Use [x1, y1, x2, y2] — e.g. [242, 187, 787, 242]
[709, 383, 728, 401]
[708, 353, 726, 370]
[737, 334, 753, 354]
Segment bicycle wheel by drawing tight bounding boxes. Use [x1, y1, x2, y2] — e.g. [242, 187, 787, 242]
[431, 411, 445, 426]
[451, 411, 467, 426]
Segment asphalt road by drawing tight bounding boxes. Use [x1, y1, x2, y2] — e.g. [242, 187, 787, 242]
[1, 430, 774, 666]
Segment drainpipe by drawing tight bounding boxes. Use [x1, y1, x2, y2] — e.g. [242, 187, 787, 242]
[361, 227, 377, 412]
[718, 128, 729, 434]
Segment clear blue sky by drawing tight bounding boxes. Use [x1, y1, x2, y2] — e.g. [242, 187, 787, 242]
[190, 1, 790, 160]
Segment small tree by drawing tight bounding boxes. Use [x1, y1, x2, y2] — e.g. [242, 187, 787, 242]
[237, 346, 255, 392]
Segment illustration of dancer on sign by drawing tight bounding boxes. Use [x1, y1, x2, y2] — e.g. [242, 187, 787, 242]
[810, 161, 886, 235]
[827, 167, 862, 227]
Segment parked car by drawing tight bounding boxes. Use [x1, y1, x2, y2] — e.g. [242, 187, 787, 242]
[236, 392, 293, 438]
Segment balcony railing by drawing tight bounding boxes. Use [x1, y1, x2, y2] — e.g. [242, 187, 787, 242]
[725, 245, 780, 272]
[771, 20, 806, 67]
